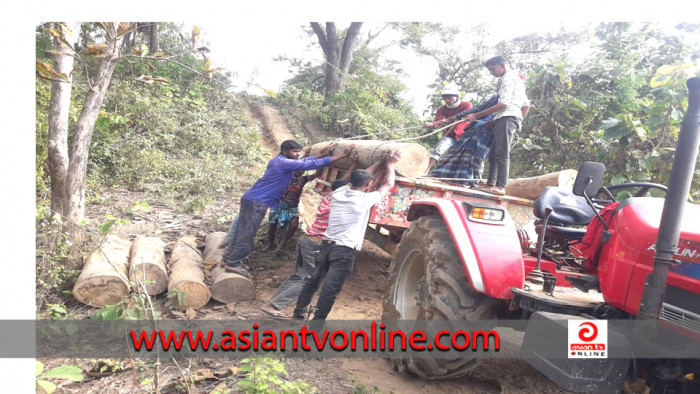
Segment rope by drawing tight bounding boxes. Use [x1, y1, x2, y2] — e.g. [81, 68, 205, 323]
[339, 124, 424, 140]
[368, 119, 484, 160]
[328, 118, 495, 165]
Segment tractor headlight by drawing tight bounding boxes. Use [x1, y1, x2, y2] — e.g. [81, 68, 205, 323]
[464, 202, 505, 224]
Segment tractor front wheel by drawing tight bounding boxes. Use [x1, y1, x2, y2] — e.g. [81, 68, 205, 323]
[382, 215, 497, 379]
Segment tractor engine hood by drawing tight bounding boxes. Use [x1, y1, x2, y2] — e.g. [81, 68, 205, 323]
[614, 197, 700, 279]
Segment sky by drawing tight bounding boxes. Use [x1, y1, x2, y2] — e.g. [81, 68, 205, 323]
[1, 0, 698, 386]
[202, 20, 591, 116]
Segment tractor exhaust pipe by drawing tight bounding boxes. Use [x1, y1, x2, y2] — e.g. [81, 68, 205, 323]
[637, 77, 700, 320]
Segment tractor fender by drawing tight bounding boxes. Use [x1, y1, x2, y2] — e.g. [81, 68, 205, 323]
[406, 198, 525, 299]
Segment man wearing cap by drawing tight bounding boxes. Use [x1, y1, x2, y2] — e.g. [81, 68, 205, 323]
[423, 83, 473, 174]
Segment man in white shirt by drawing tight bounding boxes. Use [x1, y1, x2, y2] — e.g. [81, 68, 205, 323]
[464, 56, 529, 195]
[292, 151, 400, 321]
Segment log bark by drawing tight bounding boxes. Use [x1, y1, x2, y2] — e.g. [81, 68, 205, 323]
[47, 22, 80, 217]
[167, 236, 211, 309]
[203, 232, 255, 303]
[129, 236, 168, 295]
[73, 234, 131, 307]
[309, 140, 429, 178]
[505, 169, 578, 200]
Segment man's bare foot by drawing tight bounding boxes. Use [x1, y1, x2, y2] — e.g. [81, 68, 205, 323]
[260, 303, 289, 319]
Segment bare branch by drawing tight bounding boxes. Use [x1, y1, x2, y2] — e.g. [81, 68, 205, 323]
[310, 22, 331, 56]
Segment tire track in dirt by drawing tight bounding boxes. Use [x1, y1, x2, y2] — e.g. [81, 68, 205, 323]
[248, 102, 297, 151]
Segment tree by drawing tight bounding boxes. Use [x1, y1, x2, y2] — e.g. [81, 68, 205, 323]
[393, 22, 585, 111]
[310, 22, 363, 98]
[148, 22, 159, 54]
[43, 23, 131, 264]
[44, 22, 80, 219]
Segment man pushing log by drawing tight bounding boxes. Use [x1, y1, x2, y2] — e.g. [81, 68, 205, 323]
[220, 140, 353, 278]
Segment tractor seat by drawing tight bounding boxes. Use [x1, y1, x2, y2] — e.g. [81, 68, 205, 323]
[534, 186, 596, 241]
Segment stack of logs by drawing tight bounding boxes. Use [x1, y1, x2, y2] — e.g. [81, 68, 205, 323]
[72, 232, 254, 309]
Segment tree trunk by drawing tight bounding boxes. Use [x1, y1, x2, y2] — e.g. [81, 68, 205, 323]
[203, 232, 255, 303]
[311, 22, 362, 98]
[167, 236, 211, 309]
[309, 140, 430, 178]
[47, 22, 80, 217]
[65, 24, 125, 255]
[149, 22, 159, 54]
[72, 234, 131, 307]
[129, 236, 168, 295]
[505, 169, 578, 200]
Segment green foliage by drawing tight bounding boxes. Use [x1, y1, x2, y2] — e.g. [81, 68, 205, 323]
[92, 292, 159, 320]
[35, 22, 267, 227]
[83, 77, 266, 204]
[185, 196, 213, 214]
[99, 214, 128, 234]
[36, 207, 80, 308]
[36, 361, 83, 393]
[165, 289, 186, 310]
[125, 200, 151, 216]
[277, 49, 420, 142]
[45, 303, 70, 320]
[236, 357, 315, 394]
[505, 23, 700, 199]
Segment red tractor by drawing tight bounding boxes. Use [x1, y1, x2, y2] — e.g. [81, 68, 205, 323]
[313, 78, 700, 393]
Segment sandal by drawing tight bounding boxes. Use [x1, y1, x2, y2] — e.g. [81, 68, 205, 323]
[260, 304, 290, 319]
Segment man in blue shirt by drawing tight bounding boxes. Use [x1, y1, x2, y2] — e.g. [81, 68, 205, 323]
[221, 140, 352, 277]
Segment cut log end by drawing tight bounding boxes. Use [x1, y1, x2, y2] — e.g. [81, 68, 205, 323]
[210, 266, 255, 303]
[73, 234, 132, 307]
[168, 282, 211, 309]
[73, 277, 130, 307]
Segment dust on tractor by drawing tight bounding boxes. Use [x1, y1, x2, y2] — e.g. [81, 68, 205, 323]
[312, 78, 700, 393]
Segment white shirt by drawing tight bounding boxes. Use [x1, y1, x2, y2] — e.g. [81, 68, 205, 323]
[495, 70, 528, 120]
[324, 185, 383, 250]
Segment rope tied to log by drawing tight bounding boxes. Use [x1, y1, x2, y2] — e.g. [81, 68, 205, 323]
[332, 117, 518, 168]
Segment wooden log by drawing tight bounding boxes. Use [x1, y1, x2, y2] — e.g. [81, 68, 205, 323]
[202, 232, 226, 270]
[505, 169, 578, 200]
[210, 265, 256, 303]
[203, 232, 255, 303]
[128, 236, 168, 295]
[309, 140, 429, 178]
[167, 235, 211, 309]
[73, 234, 131, 307]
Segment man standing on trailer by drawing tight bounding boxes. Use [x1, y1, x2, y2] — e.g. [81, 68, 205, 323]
[464, 56, 528, 195]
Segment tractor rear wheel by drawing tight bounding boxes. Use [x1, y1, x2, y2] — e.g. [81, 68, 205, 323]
[382, 215, 497, 379]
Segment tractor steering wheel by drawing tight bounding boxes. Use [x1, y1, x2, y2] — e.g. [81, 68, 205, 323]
[592, 182, 668, 204]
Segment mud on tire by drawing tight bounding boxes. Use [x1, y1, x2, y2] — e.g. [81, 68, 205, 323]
[382, 215, 497, 379]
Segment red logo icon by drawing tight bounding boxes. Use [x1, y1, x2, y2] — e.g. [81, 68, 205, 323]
[578, 322, 598, 342]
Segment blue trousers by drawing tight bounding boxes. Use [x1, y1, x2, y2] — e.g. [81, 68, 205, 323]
[222, 198, 268, 267]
